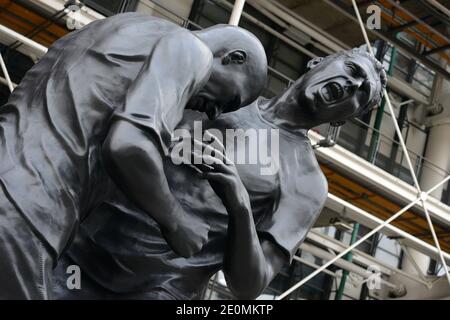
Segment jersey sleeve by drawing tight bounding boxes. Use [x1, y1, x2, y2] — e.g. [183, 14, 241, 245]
[111, 29, 213, 155]
[256, 148, 328, 262]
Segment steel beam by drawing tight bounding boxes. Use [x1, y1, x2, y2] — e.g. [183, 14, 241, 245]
[229, 0, 246, 26]
[0, 24, 48, 57]
[424, 43, 450, 56]
[324, 193, 450, 265]
[309, 129, 450, 227]
[324, 0, 450, 79]
[388, 20, 421, 34]
[299, 242, 399, 289]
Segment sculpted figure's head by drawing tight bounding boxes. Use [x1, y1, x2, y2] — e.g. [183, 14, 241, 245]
[190, 25, 268, 120]
[282, 48, 387, 128]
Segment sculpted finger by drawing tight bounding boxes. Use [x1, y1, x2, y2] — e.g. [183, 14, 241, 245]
[204, 130, 225, 152]
[201, 154, 225, 165]
[191, 162, 215, 173]
[192, 138, 227, 161]
[205, 132, 234, 165]
[193, 134, 234, 165]
[202, 171, 227, 182]
[192, 149, 224, 165]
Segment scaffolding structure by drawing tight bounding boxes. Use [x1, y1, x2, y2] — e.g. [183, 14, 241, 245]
[276, 0, 450, 299]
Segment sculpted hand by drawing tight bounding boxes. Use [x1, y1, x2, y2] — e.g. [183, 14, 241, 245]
[191, 131, 250, 212]
[161, 206, 210, 258]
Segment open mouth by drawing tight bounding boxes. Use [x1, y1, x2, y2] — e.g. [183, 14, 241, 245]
[321, 82, 344, 103]
[188, 93, 222, 120]
[188, 96, 205, 111]
[205, 102, 220, 120]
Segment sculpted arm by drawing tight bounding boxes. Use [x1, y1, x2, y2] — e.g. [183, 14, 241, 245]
[102, 30, 212, 257]
[193, 135, 327, 298]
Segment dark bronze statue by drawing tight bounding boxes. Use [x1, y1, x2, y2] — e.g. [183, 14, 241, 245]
[52, 48, 387, 300]
[0, 13, 268, 299]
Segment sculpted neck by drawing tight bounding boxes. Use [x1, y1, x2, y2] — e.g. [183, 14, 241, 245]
[258, 80, 316, 133]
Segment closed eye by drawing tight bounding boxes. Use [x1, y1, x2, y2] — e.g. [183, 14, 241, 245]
[345, 62, 358, 77]
[345, 61, 367, 79]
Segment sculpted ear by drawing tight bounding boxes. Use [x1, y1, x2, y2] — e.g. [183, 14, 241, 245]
[222, 50, 247, 65]
[307, 57, 324, 70]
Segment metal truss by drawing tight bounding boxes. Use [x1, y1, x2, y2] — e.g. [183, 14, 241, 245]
[277, 0, 450, 300]
[0, 51, 14, 92]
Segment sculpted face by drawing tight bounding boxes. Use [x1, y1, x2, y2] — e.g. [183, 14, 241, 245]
[191, 49, 253, 120]
[188, 25, 268, 120]
[294, 54, 380, 124]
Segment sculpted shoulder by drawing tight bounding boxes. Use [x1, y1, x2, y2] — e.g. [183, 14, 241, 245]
[63, 13, 182, 43]
[289, 140, 328, 209]
[160, 29, 214, 79]
[305, 146, 328, 208]
[93, 13, 181, 33]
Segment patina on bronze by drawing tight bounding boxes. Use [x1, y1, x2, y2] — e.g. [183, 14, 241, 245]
[0, 12, 268, 299]
[53, 48, 387, 300]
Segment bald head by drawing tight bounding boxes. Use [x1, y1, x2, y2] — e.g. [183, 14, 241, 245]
[192, 25, 267, 119]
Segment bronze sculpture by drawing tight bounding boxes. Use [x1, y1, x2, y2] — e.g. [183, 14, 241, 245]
[52, 48, 387, 300]
[0, 13, 268, 299]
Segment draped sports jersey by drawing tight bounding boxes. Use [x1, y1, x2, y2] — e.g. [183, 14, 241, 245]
[67, 101, 328, 299]
[0, 13, 212, 256]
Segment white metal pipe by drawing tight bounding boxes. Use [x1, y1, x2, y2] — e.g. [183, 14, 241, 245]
[421, 200, 450, 285]
[277, 194, 422, 299]
[276, 0, 450, 296]
[300, 242, 398, 289]
[309, 128, 450, 225]
[327, 193, 450, 265]
[397, 99, 415, 107]
[229, 0, 246, 26]
[254, 0, 345, 53]
[277, 175, 450, 299]
[385, 0, 449, 43]
[0, 76, 17, 89]
[248, 0, 429, 105]
[265, 0, 349, 50]
[0, 24, 47, 56]
[0, 53, 13, 93]
[247, 1, 334, 55]
[384, 91, 421, 189]
[351, 0, 450, 288]
[351, 0, 421, 189]
[400, 245, 428, 280]
[425, 0, 450, 17]
[216, 0, 316, 58]
[420, 121, 450, 198]
[307, 228, 433, 286]
[246, 0, 289, 29]
[293, 255, 337, 278]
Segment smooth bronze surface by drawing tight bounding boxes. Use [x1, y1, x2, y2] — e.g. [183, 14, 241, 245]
[0, 13, 268, 299]
[0, 11, 386, 299]
[53, 48, 386, 300]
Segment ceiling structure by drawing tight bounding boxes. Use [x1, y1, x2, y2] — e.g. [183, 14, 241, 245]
[320, 163, 450, 253]
[274, 0, 449, 78]
[0, 0, 68, 48]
